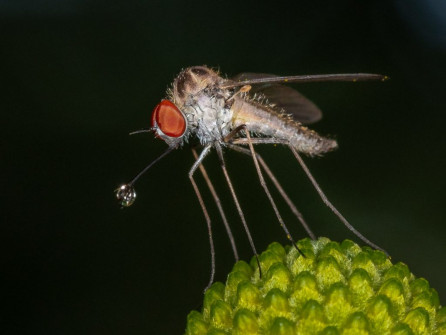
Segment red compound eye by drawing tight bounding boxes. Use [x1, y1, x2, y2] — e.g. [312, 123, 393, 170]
[151, 100, 186, 138]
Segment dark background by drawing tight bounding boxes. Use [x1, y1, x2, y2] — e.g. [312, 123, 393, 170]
[2, 0, 445, 334]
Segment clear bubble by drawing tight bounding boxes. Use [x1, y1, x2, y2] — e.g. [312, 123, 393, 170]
[116, 184, 136, 207]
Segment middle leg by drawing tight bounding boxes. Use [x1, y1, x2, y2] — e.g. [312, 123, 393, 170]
[227, 143, 316, 240]
[227, 129, 304, 255]
[224, 125, 304, 256]
[214, 142, 262, 277]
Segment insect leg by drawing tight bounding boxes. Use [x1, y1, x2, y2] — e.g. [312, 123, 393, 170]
[288, 145, 389, 255]
[227, 143, 316, 240]
[230, 138, 388, 255]
[191, 148, 239, 261]
[238, 130, 305, 255]
[214, 142, 262, 278]
[223, 124, 248, 143]
[188, 144, 216, 291]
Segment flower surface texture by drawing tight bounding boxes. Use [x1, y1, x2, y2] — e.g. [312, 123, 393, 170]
[185, 237, 445, 335]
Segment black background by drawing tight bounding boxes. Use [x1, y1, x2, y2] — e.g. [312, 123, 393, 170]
[2, 1, 445, 334]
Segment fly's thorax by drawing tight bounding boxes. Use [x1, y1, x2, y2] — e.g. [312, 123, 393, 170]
[231, 96, 338, 156]
[180, 90, 233, 145]
[171, 66, 224, 108]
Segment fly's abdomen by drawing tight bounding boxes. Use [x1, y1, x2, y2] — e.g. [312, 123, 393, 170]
[231, 96, 337, 156]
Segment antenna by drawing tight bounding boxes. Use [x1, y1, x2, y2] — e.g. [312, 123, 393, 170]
[115, 146, 175, 207]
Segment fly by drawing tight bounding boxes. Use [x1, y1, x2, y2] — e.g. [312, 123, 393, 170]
[116, 66, 388, 289]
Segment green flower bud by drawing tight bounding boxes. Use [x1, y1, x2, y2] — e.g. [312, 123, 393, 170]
[185, 238, 445, 335]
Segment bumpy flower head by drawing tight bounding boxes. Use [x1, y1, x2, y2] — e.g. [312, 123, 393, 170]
[185, 237, 445, 335]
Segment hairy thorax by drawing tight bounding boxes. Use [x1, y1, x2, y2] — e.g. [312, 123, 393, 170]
[181, 90, 233, 145]
[168, 66, 233, 145]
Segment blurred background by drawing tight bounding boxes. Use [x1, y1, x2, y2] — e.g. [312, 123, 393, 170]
[2, 0, 445, 333]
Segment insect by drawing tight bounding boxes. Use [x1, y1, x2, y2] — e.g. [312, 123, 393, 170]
[116, 66, 388, 289]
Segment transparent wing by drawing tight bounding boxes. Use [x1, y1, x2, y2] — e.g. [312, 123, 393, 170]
[224, 72, 387, 88]
[229, 73, 322, 124]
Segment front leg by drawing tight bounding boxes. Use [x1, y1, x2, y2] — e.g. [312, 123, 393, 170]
[188, 144, 216, 291]
[191, 147, 239, 262]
